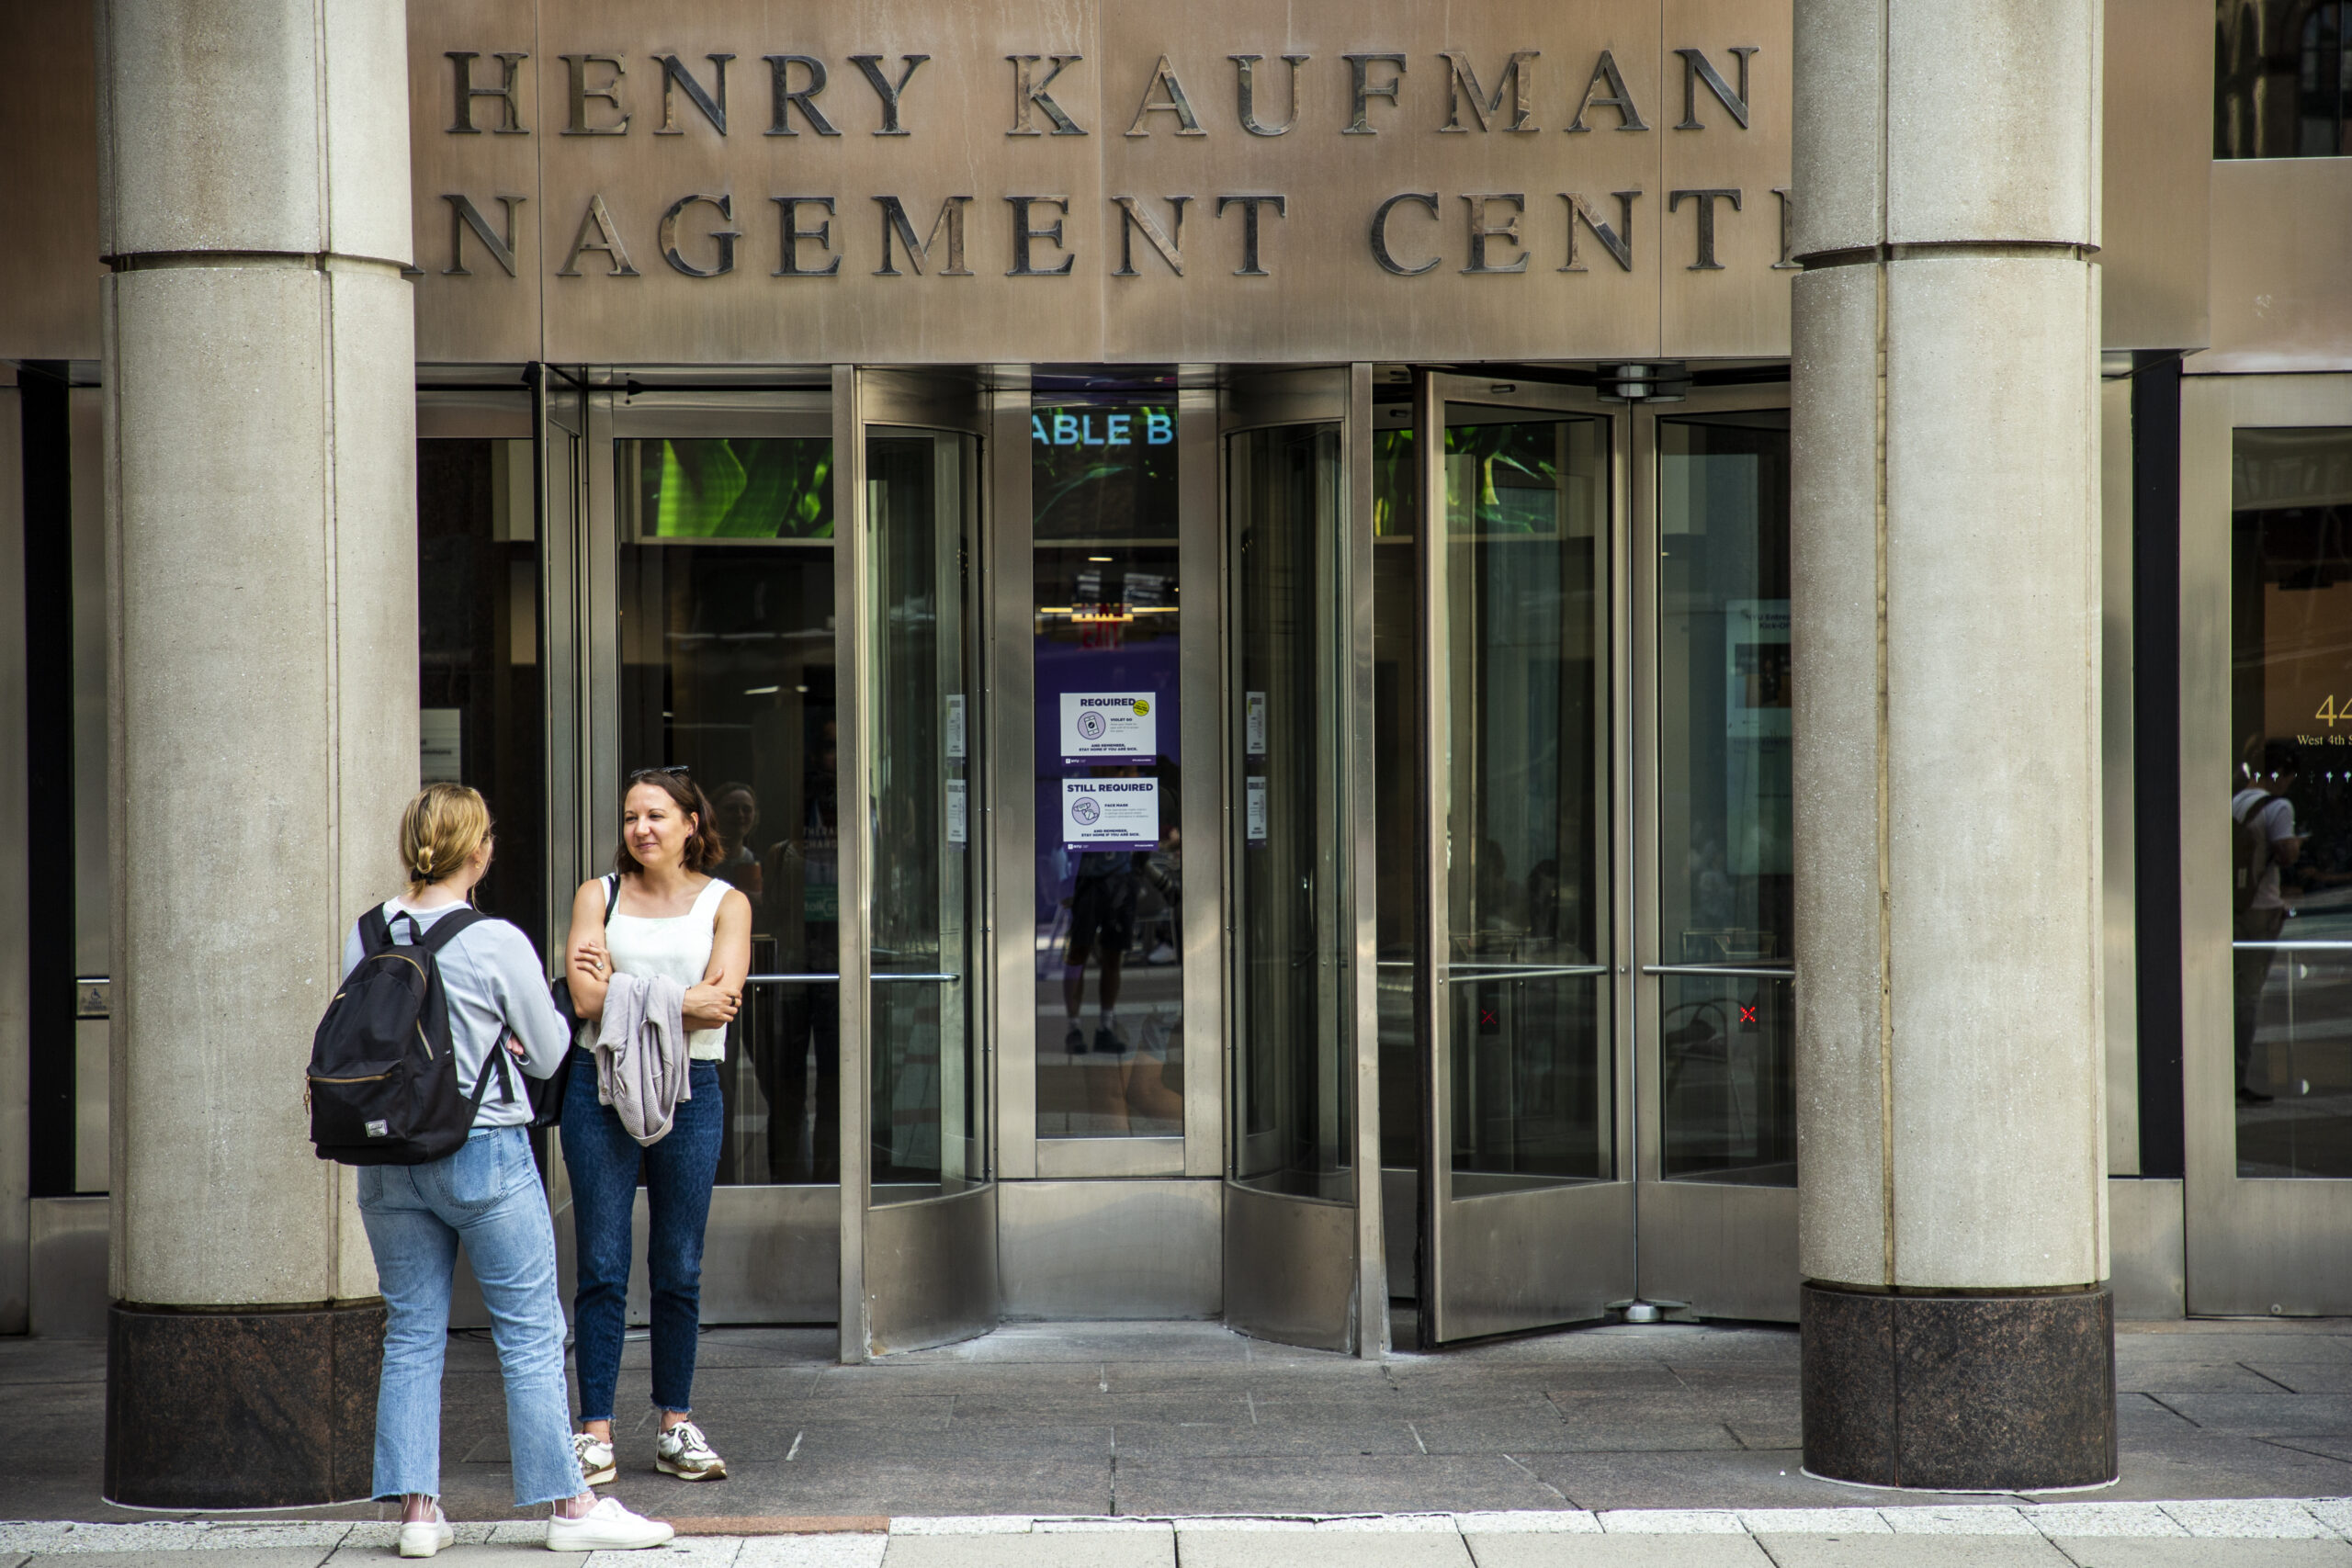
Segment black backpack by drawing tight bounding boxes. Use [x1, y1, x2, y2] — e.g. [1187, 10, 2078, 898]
[308, 906, 508, 1166]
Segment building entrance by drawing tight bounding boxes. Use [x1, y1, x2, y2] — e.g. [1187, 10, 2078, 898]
[534, 363, 1792, 1359]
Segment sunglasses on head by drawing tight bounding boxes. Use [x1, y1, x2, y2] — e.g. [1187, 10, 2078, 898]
[628, 764, 692, 783]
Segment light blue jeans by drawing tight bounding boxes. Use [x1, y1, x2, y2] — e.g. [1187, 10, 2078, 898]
[358, 1125, 582, 1507]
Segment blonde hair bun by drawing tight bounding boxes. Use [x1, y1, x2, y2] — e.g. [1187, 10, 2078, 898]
[400, 783, 492, 896]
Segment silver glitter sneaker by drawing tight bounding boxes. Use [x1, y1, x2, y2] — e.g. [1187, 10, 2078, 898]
[653, 1417, 727, 1482]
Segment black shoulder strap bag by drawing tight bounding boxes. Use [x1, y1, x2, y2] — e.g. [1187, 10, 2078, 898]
[534, 875, 620, 1129]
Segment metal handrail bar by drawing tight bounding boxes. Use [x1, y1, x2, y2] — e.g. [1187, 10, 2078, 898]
[743, 971, 960, 983]
[1642, 964, 1797, 979]
[1440, 964, 1610, 983]
[2231, 942, 2352, 952]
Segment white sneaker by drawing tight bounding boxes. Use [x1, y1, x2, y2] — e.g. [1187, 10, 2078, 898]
[545, 1496, 674, 1552]
[397, 1504, 454, 1560]
[572, 1429, 616, 1485]
[654, 1417, 727, 1481]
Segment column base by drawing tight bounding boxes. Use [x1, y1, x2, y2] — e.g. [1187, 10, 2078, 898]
[1801, 1282, 2116, 1492]
[106, 1300, 385, 1508]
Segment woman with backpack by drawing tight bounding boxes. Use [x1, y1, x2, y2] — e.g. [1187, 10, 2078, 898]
[348, 784, 673, 1557]
[561, 767, 752, 1486]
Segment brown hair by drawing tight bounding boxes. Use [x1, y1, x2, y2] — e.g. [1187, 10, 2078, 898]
[401, 783, 492, 897]
[614, 770, 726, 875]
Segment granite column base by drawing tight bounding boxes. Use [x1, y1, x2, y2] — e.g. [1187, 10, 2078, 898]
[1801, 1281, 2116, 1492]
[105, 1300, 385, 1508]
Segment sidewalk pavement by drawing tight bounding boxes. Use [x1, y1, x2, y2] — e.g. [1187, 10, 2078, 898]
[8, 1316, 2352, 1557]
[9, 1505, 2352, 1567]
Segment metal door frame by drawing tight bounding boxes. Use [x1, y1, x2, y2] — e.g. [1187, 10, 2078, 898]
[1627, 388, 1800, 1324]
[839, 367, 999, 1359]
[989, 373, 1226, 1185]
[1218, 366, 1386, 1357]
[2181, 370, 2352, 1314]
[572, 378, 848, 1333]
[1414, 370, 1636, 1347]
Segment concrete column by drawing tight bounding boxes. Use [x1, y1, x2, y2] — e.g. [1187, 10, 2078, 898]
[1790, 0, 2114, 1490]
[96, 1, 416, 1507]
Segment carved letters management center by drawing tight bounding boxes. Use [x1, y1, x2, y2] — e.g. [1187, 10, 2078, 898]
[431, 44, 1782, 283]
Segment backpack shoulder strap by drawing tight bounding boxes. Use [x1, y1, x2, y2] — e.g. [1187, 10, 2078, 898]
[358, 906, 396, 955]
[604, 874, 621, 923]
[417, 907, 491, 955]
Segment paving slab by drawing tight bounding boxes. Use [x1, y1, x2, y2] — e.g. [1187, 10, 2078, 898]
[1113, 1456, 1564, 1516]
[2241, 1364, 2352, 1394]
[1880, 1509, 2039, 1536]
[322, 1549, 576, 1568]
[22, 1553, 340, 1568]
[734, 1541, 888, 1568]
[2051, 1543, 2352, 1568]
[2016, 1503, 2188, 1537]
[1751, 1539, 2068, 1567]
[1106, 1419, 1421, 1460]
[1462, 1536, 1772, 1567]
[582, 1539, 742, 1568]
[1173, 1527, 1473, 1568]
[1729, 1510, 1888, 1534]
[2158, 1500, 2332, 1537]
[877, 1528, 1172, 1568]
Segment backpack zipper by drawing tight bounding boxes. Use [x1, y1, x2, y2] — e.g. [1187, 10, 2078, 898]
[311, 1069, 395, 1084]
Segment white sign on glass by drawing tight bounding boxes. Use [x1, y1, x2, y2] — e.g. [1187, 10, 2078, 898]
[1061, 777, 1159, 850]
[945, 694, 967, 760]
[1245, 692, 1267, 756]
[1060, 691, 1157, 765]
[1245, 775, 1269, 844]
[946, 778, 967, 845]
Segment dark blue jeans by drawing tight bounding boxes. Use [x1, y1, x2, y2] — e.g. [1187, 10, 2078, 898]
[560, 1050, 724, 1422]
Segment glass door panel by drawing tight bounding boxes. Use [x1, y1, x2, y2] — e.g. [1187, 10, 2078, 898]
[615, 432, 836, 1189]
[1419, 376, 1631, 1344]
[1230, 423, 1351, 1200]
[2228, 426, 2352, 1175]
[1030, 395, 1187, 1141]
[1652, 412, 1795, 1187]
[2178, 378, 2352, 1315]
[865, 430, 981, 1201]
[843, 369, 995, 1357]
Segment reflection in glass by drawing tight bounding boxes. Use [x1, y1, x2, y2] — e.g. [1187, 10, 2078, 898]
[418, 439, 546, 950]
[867, 432, 982, 1200]
[2230, 427, 2352, 1178]
[1231, 424, 1351, 1199]
[617, 436, 836, 1188]
[1033, 399, 1186, 1139]
[2216, 0, 2352, 157]
[1373, 416, 1421, 1171]
[1442, 411, 1611, 1191]
[1656, 412, 1795, 1186]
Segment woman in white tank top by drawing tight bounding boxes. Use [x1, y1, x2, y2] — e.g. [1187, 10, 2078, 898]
[559, 768, 752, 1486]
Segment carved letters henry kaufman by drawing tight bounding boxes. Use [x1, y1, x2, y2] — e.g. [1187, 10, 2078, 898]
[433, 46, 1784, 283]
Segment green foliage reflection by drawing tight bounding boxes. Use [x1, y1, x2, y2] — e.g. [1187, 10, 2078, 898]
[643, 438, 833, 539]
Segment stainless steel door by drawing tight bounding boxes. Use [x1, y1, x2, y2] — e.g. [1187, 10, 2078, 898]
[1414, 373, 1634, 1345]
[1629, 392, 1799, 1323]
[838, 369, 998, 1357]
[1221, 367, 1385, 1356]
[2181, 373, 2352, 1314]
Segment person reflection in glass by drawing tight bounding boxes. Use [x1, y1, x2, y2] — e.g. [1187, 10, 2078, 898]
[1062, 855, 1139, 1056]
[2233, 739, 2306, 1105]
[707, 783, 763, 899]
[754, 729, 839, 1181]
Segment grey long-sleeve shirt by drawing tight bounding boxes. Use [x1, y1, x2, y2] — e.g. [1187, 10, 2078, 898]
[339, 900, 571, 1131]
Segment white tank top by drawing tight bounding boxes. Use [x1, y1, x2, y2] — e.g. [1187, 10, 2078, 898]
[605, 876, 731, 1060]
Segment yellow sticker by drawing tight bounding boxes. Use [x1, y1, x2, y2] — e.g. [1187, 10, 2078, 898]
[1132, 699, 1150, 716]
